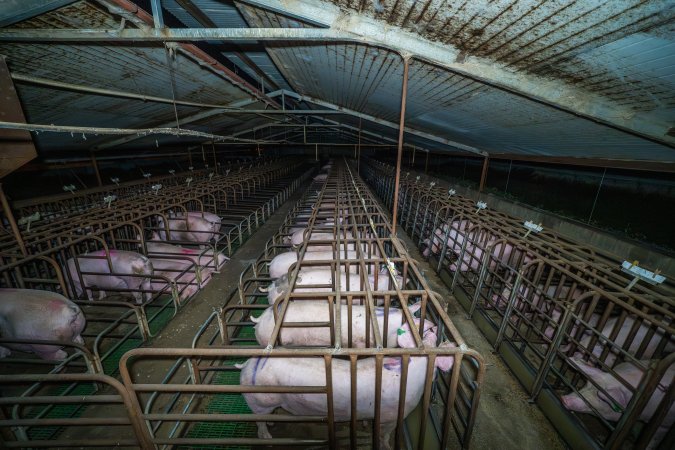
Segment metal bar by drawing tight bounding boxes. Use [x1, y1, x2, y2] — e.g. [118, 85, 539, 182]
[391, 57, 409, 235]
[479, 156, 489, 193]
[0, 183, 27, 255]
[0, 120, 274, 143]
[0, 27, 351, 42]
[150, 0, 164, 28]
[90, 152, 102, 187]
[280, 90, 486, 156]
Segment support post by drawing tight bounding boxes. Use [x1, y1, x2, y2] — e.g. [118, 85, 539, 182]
[188, 146, 193, 166]
[357, 117, 361, 174]
[425, 151, 429, 174]
[479, 156, 489, 193]
[0, 183, 27, 256]
[212, 141, 217, 170]
[391, 56, 410, 235]
[411, 145, 416, 166]
[90, 152, 102, 187]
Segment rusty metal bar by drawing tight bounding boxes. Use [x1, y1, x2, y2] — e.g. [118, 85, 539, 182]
[478, 156, 489, 193]
[0, 183, 27, 255]
[391, 57, 409, 235]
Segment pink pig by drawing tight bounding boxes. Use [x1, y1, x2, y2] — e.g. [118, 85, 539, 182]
[237, 321, 456, 449]
[561, 357, 674, 449]
[66, 250, 153, 304]
[0, 288, 86, 360]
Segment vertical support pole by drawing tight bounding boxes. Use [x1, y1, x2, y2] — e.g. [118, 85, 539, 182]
[212, 142, 217, 170]
[479, 156, 489, 193]
[150, 0, 164, 29]
[90, 152, 102, 187]
[188, 146, 193, 167]
[357, 117, 362, 174]
[391, 56, 410, 235]
[411, 145, 415, 166]
[315, 143, 318, 161]
[587, 167, 607, 224]
[424, 151, 429, 174]
[0, 184, 27, 256]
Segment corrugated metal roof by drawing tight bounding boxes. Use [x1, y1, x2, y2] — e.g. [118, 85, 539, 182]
[237, 2, 675, 161]
[0, 0, 673, 164]
[1, 0, 258, 152]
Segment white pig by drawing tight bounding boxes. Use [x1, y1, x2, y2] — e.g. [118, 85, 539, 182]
[66, 249, 153, 304]
[252, 302, 406, 348]
[263, 269, 402, 305]
[561, 357, 674, 449]
[146, 232, 228, 280]
[562, 315, 675, 366]
[237, 321, 455, 449]
[157, 214, 217, 243]
[0, 288, 86, 360]
[268, 249, 380, 279]
[148, 258, 200, 302]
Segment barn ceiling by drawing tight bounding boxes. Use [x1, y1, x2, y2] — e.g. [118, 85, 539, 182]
[0, 0, 674, 166]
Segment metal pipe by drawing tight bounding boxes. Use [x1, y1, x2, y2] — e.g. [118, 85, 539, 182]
[90, 152, 102, 187]
[391, 57, 410, 235]
[0, 120, 276, 144]
[0, 183, 27, 256]
[479, 156, 489, 193]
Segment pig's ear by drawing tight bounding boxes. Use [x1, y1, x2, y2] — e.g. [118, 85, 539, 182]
[434, 341, 457, 372]
[407, 302, 422, 315]
[396, 323, 416, 348]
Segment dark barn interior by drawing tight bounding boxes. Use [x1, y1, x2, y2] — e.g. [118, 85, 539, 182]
[0, 1, 673, 449]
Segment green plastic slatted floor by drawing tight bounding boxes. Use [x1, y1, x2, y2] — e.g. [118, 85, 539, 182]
[181, 324, 258, 450]
[26, 302, 175, 440]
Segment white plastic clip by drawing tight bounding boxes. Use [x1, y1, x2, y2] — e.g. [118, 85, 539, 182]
[621, 261, 665, 290]
[110, 177, 120, 186]
[225, 169, 231, 176]
[185, 177, 193, 187]
[430, 182, 436, 188]
[18, 212, 40, 231]
[189, 166, 194, 171]
[209, 172, 214, 180]
[151, 184, 162, 194]
[205, 164, 209, 169]
[448, 189, 456, 197]
[103, 195, 117, 208]
[523, 221, 543, 237]
[63, 184, 76, 194]
[476, 201, 487, 213]
[415, 176, 420, 182]
[168, 169, 175, 175]
[143, 173, 152, 179]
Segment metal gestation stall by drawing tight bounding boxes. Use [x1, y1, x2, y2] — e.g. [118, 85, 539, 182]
[0, 160, 313, 448]
[118, 159, 485, 449]
[364, 159, 675, 450]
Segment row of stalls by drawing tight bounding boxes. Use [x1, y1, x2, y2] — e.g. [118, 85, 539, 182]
[1, 158, 487, 449]
[363, 158, 674, 450]
[111, 159, 485, 448]
[0, 158, 313, 447]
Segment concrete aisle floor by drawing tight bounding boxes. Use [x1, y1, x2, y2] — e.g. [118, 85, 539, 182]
[140, 181, 567, 450]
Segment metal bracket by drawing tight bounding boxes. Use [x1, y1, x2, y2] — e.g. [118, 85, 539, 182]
[621, 261, 665, 290]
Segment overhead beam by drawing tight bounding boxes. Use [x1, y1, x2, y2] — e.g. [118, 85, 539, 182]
[173, 0, 280, 91]
[0, 27, 350, 42]
[275, 90, 487, 156]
